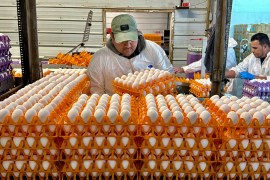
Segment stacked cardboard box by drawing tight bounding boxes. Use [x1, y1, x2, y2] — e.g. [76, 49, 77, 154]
[234, 24, 270, 63]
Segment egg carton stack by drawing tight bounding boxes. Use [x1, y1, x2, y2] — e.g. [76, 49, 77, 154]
[112, 68, 175, 97]
[0, 70, 89, 179]
[137, 94, 218, 179]
[189, 78, 212, 98]
[204, 95, 270, 179]
[242, 79, 270, 101]
[0, 33, 13, 94]
[59, 93, 140, 179]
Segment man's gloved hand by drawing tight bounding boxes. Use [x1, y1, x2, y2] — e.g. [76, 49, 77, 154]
[239, 71, 255, 80]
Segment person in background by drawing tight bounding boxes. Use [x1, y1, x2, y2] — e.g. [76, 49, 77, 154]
[225, 32, 270, 80]
[87, 14, 173, 95]
[174, 37, 238, 74]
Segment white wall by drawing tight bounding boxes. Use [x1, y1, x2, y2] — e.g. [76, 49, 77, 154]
[0, 0, 210, 68]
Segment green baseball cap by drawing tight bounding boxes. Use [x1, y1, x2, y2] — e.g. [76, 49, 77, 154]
[111, 14, 138, 43]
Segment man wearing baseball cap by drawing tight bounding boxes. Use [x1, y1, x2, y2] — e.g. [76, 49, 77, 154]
[87, 14, 173, 95]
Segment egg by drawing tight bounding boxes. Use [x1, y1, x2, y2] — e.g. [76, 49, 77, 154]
[261, 108, 270, 117]
[38, 109, 50, 122]
[147, 109, 158, 123]
[25, 109, 37, 123]
[210, 95, 219, 101]
[220, 104, 230, 113]
[236, 108, 245, 115]
[80, 109, 92, 123]
[200, 111, 211, 124]
[11, 109, 24, 123]
[120, 110, 130, 122]
[67, 108, 79, 123]
[240, 112, 252, 125]
[242, 104, 252, 111]
[0, 109, 10, 122]
[173, 111, 183, 124]
[196, 106, 206, 114]
[187, 111, 198, 124]
[94, 109, 105, 122]
[231, 103, 240, 112]
[161, 109, 172, 123]
[184, 106, 193, 114]
[253, 111, 265, 125]
[227, 111, 238, 124]
[159, 106, 168, 113]
[107, 109, 118, 123]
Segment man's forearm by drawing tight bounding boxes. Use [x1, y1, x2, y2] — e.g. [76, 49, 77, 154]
[225, 70, 236, 78]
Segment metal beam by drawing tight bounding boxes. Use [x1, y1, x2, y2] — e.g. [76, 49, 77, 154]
[211, 0, 233, 96]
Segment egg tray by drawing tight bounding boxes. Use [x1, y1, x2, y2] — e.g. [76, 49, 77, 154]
[0, 160, 60, 173]
[0, 173, 60, 180]
[59, 117, 139, 137]
[59, 148, 139, 161]
[59, 135, 139, 150]
[61, 173, 139, 180]
[112, 78, 175, 97]
[61, 159, 138, 173]
[139, 159, 216, 175]
[189, 87, 210, 98]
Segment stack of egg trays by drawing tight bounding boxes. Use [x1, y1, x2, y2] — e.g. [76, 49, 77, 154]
[206, 102, 270, 179]
[137, 100, 218, 179]
[112, 74, 175, 97]
[0, 34, 13, 94]
[189, 79, 210, 98]
[59, 96, 140, 179]
[0, 113, 60, 179]
[242, 80, 270, 100]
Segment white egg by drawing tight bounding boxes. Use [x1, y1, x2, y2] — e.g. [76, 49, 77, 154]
[147, 102, 157, 109]
[11, 109, 24, 122]
[261, 108, 270, 117]
[236, 108, 246, 115]
[231, 103, 241, 112]
[220, 104, 230, 113]
[200, 111, 211, 124]
[67, 108, 79, 123]
[193, 103, 203, 110]
[159, 106, 168, 113]
[94, 109, 105, 122]
[253, 111, 265, 125]
[184, 106, 193, 114]
[147, 109, 158, 123]
[248, 108, 257, 116]
[242, 104, 252, 111]
[187, 111, 198, 124]
[120, 110, 130, 122]
[196, 106, 206, 114]
[38, 109, 50, 122]
[240, 112, 252, 125]
[80, 109, 92, 123]
[161, 109, 172, 123]
[171, 106, 181, 113]
[0, 109, 10, 122]
[107, 109, 118, 123]
[215, 100, 224, 108]
[25, 109, 37, 123]
[210, 95, 219, 101]
[261, 101, 270, 108]
[173, 111, 183, 124]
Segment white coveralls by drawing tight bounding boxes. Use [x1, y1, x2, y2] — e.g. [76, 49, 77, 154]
[87, 40, 173, 95]
[230, 51, 270, 79]
[182, 37, 238, 73]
